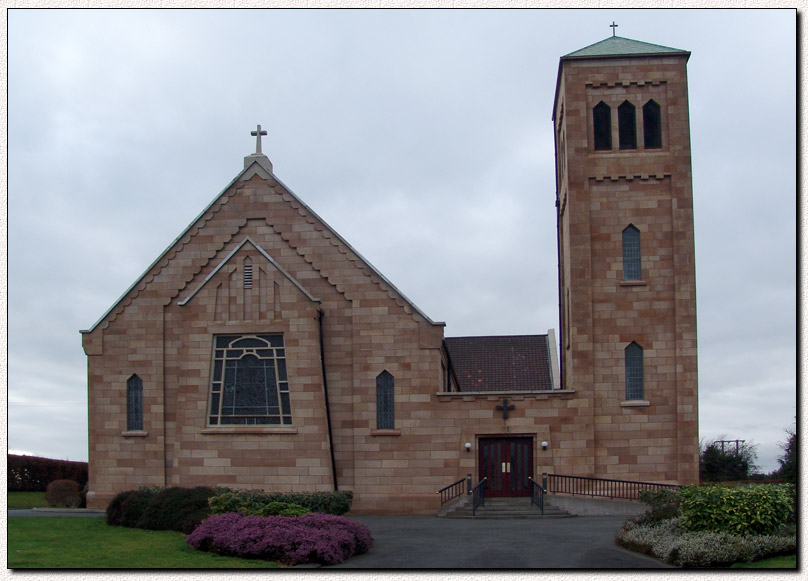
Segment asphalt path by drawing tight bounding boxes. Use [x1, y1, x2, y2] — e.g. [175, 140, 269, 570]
[9, 508, 106, 518]
[327, 515, 672, 569]
[9, 508, 670, 569]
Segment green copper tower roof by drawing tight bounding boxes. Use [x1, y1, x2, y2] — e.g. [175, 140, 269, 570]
[562, 35, 689, 60]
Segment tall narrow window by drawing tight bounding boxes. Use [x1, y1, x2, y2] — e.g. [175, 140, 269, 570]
[126, 374, 143, 431]
[376, 371, 395, 430]
[593, 102, 612, 151]
[208, 334, 291, 425]
[643, 99, 662, 149]
[617, 101, 637, 150]
[622, 225, 642, 281]
[625, 342, 644, 400]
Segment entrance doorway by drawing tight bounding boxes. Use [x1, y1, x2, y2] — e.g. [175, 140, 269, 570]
[478, 437, 534, 497]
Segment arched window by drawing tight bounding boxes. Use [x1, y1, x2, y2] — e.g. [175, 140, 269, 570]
[593, 102, 612, 151]
[126, 374, 143, 431]
[643, 99, 662, 149]
[208, 334, 291, 425]
[618, 101, 637, 150]
[376, 371, 395, 430]
[625, 342, 644, 400]
[622, 225, 641, 281]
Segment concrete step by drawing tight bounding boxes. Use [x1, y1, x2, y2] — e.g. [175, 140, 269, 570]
[441, 498, 575, 519]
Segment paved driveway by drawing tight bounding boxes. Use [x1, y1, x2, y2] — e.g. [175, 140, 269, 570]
[328, 515, 671, 569]
[9, 508, 669, 568]
[9, 509, 106, 518]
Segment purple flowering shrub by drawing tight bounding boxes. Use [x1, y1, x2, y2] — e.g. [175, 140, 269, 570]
[186, 512, 373, 566]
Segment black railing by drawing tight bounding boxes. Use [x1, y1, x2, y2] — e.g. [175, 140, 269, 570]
[471, 477, 487, 516]
[437, 477, 467, 506]
[544, 473, 681, 501]
[527, 477, 544, 515]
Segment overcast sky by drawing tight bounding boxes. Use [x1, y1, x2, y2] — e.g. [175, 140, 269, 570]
[7, 8, 797, 474]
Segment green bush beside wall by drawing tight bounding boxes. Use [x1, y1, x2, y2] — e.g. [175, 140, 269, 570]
[678, 484, 794, 536]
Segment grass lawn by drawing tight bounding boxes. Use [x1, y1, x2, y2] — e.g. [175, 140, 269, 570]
[8, 491, 49, 509]
[730, 554, 797, 569]
[9, 517, 281, 568]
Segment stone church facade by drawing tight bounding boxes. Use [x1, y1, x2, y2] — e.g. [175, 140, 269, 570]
[82, 35, 699, 513]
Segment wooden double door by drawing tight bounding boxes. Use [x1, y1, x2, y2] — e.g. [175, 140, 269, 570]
[478, 437, 534, 497]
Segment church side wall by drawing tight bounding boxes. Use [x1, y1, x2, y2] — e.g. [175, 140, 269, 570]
[83, 303, 167, 509]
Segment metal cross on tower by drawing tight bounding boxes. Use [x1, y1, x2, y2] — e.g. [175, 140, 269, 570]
[251, 124, 268, 155]
[496, 398, 515, 420]
[610, 21, 618, 36]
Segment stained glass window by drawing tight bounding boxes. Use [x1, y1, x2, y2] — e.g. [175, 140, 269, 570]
[376, 371, 395, 430]
[208, 334, 291, 426]
[625, 342, 644, 400]
[127, 374, 143, 431]
[622, 225, 641, 281]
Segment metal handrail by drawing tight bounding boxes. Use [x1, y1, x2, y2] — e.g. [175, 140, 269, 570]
[527, 477, 544, 515]
[437, 477, 467, 505]
[471, 477, 487, 516]
[544, 473, 681, 501]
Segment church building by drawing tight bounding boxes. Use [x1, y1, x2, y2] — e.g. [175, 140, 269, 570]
[82, 34, 699, 514]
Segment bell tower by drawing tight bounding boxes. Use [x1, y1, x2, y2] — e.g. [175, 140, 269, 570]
[553, 35, 699, 484]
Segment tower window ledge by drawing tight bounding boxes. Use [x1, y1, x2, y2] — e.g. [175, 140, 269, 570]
[621, 400, 650, 408]
[370, 429, 401, 437]
[121, 430, 148, 438]
[620, 280, 647, 287]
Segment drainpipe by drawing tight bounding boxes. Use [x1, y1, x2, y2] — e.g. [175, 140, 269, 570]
[318, 308, 339, 491]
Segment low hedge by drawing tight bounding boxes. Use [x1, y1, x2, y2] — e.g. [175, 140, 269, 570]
[679, 484, 794, 536]
[8, 455, 88, 491]
[187, 512, 373, 566]
[208, 490, 353, 516]
[616, 518, 796, 568]
[107, 487, 221, 533]
[136, 486, 220, 534]
[121, 490, 160, 528]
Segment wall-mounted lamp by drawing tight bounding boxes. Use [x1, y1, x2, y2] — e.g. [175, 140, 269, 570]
[541, 441, 549, 451]
[464, 442, 472, 452]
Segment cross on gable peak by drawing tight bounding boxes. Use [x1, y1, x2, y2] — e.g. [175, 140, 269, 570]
[250, 124, 268, 155]
[243, 124, 273, 175]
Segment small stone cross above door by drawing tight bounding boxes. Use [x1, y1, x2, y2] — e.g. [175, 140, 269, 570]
[496, 398, 515, 420]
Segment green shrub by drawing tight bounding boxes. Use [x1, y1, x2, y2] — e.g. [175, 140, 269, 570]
[106, 491, 128, 526]
[634, 488, 680, 525]
[45, 479, 82, 508]
[106, 489, 159, 526]
[679, 484, 794, 536]
[247, 501, 310, 517]
[135, 487, 220, 534]
[120, 490, 159, 528]
[209, 490, 353, 516]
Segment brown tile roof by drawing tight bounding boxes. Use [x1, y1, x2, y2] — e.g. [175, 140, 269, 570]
[444, 335, 553, 392]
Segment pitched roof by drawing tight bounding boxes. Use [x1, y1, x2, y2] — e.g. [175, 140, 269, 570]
[82, 153, 443, 333]
[562, 35, 689, 60]
[444, 335, 553, 392]
[553, 35, 690, 120]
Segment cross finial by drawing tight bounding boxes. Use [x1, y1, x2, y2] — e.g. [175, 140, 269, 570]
[610, 21, 618, 37]
[250, 124, 268, 155]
